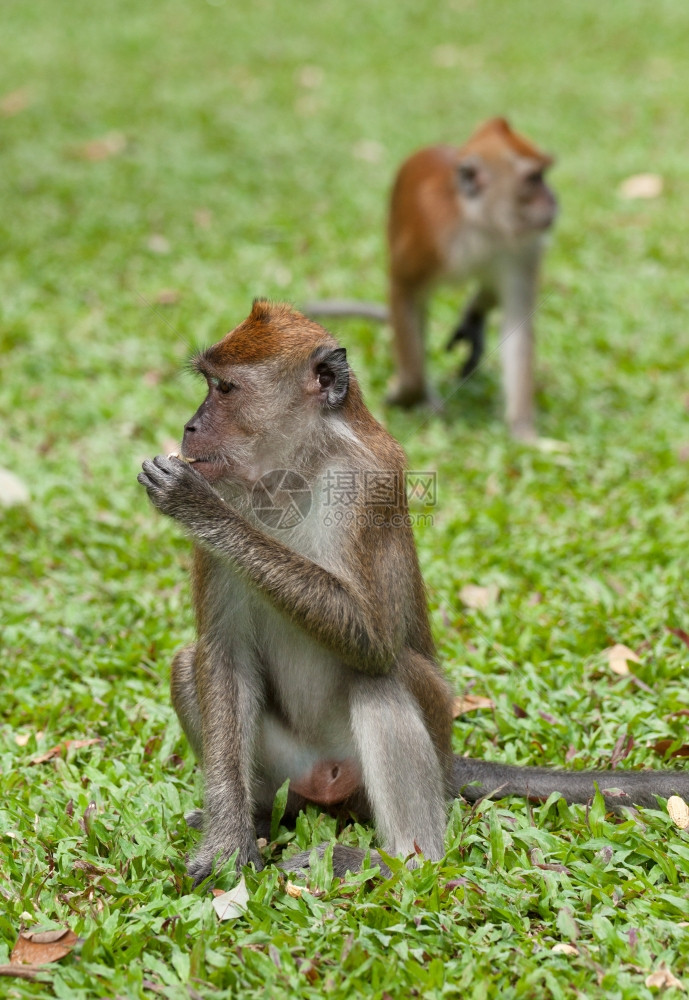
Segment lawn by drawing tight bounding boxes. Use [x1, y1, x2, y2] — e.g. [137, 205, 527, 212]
[2, 0, 689, 996]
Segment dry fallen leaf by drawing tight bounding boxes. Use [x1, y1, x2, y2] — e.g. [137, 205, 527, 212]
[459, 584, 500, 611]
[285, 881, 304, 899]
[194, 208, 213, 229]
[535, 437, 572, 454]
[352, 139, 384, 163]
[1, 88, 32, 117]
[29, 738, 102, 765]
[297, 65, 325, 89]
[147, 234, 171, 255]
[606, 643, 640, 676]
[619, 173, 663, 199]
[10, 927, 78, 966]
[432, 44, 461, 68]
[667, 796, 689, 830]
[0, 469, 30, 508]
[212, 876, 249, 920]
[645, 961, 684, 991]
[73, 131, 126, 162]
[154, 288, 180, 306]
[652, 739, 689, 759]
[14, 732, 31, 747]
[551, 943, 578, 956]
[452, 694, 495, 717]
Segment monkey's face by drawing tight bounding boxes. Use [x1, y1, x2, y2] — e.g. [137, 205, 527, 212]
[459, 154, 557, 241]
[180, 305, 350, 487]
[512, 157, 558, 234]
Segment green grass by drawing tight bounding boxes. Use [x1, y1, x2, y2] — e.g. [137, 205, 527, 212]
[2, 0, 689, 996]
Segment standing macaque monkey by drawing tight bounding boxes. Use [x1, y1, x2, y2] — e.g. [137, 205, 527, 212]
[305, 117, 557, 440]
[139, 302, 688, 884]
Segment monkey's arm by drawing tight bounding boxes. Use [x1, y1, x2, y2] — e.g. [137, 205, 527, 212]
[138, 455, 402, 674]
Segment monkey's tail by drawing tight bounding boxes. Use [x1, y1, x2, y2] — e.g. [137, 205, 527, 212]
[301, 300, 389, 323]
[452, 755, 689, 810]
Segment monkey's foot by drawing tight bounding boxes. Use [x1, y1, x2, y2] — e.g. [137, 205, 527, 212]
[281, 843, 391, 880]
[385, 384, 444, 413]
[509, 422, 538, 444]
[187, 836, 263, 886]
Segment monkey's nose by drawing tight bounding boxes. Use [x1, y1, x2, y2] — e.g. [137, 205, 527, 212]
[184, 421, 197, 433]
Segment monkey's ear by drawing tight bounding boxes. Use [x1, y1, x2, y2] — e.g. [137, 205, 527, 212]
[311, 346, 349, 408]
[457, 156, 486, 198]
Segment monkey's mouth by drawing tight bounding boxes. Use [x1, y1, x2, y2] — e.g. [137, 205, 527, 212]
[185, 455, 227, 481]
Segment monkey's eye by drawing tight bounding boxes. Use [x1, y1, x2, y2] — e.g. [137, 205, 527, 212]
[209, 376, 234, 394]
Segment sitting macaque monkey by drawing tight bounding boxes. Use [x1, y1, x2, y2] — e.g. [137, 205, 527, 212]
[305, 117, 557, 440]
[139, 302, 688, 884]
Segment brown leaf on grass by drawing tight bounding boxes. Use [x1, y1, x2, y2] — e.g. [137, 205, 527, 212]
[452, 694, 495, 717]
[651, 739, 689, 759]
[667, 796, 689, 831]
[30, 739, 102, 765]
[1, 88, 31, 117]
[513, 703, 528, 719]
[610, 732, 634, 768]
[72, 859, 116, 879]
[72, 131, 126, 161]
[645, 962, 684, 990]
[606, 643, 640, 676]
[458, 584, 500, 611]
[667, 627, 689, 649]
[147, 234, 171, 255]
[10, 927, 78, 966]
[618, 173, 663, 199]
[154, 288, 180, 306]
[530, 849, 570, 874]
[194, 208, 213, 229]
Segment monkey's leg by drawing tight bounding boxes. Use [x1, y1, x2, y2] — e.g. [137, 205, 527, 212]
[453, 757, 689, 809]
[497, 258, 539, 441]
[446, 287, 497, 378]
[171, 643, 203, 761]
[169, 644, 205, 830]
[186, 642, 263, 885]
[280, 678, 446, 881]
[386, 280, 436, 408]
[350, 675, 446, 861]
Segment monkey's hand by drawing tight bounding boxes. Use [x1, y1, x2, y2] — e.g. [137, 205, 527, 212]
[187, 832, 263, 887]
[138, 455, 222, 523]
